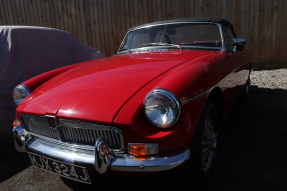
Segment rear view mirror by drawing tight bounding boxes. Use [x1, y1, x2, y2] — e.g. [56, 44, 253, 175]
[158, 29, 176, 35]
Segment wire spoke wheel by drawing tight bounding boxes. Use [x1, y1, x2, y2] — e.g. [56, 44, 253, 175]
[182, 99, 219, 188]
[201, 115, 217, 173]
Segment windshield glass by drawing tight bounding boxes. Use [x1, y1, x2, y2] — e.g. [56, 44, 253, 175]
[119, 23, 222, 52]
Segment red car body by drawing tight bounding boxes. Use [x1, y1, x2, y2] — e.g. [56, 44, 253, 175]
[13, 17, 251, 184]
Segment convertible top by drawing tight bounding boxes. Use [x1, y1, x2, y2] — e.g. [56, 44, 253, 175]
[129, 17, 236, 37]
[0, 26, 104, 145]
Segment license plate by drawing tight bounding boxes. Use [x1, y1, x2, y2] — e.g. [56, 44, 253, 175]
[28, 152, 91, 184]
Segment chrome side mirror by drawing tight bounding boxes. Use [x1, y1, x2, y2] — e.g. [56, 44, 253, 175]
[232, 38, 246, 52]
[233, 38, 246, 46]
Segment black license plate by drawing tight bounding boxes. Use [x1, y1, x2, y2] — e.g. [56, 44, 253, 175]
[28, 152, 91, 184]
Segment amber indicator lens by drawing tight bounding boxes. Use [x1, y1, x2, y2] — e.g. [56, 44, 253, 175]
[12, 120, 20, 128]
[128, 143, 158, 157]
[129, 144, 147, 156]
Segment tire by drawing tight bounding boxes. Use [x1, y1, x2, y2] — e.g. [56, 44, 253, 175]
[183, 99, 219, 185]
[197, 100, 218, 175]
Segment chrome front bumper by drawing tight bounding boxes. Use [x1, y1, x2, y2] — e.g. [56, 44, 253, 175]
[13, 125, 190, 174]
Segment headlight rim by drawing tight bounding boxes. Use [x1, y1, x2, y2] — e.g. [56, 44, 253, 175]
[13, 84, 30, 105]
[143, 88, 181, 129]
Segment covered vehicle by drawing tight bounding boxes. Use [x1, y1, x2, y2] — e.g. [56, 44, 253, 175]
[12, 17, 251, 184]
[0, 26, 103, 145]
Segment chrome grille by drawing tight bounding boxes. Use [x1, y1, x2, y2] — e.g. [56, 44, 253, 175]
[19, 114, 124, 151]
[60, 121, 122, 150]
[21, 115, 58, 139]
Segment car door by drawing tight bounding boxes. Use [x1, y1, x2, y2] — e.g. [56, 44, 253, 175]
[219, 26, 250, 116]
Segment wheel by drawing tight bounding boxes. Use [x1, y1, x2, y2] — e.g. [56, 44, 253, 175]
[196, 99, 218, 176]
[200, 110, 218, 174]
[184, 99, 219, 184]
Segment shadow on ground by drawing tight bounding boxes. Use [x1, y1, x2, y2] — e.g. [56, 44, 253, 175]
[0, 142, 31, 183]
[207, 85, 287, 191]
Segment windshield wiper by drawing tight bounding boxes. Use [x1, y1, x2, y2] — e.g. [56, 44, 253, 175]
[118, 48, 133, 54]
[119, 48, 128, 51]
[139, 43, 182, 50]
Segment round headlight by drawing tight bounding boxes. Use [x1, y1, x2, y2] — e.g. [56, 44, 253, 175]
[13, 85, 30, 105]
[144, 89, 181, 128]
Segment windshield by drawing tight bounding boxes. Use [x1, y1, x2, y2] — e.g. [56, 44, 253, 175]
[119, 23, 222, 53]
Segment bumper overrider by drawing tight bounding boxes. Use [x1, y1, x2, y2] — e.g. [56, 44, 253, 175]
[13, 124, 190, 175]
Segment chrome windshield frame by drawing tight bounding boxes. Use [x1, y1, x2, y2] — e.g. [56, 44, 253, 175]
[117, 22, 226, 54]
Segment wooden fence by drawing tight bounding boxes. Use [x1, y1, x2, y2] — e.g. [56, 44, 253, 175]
[0, 0, 286, 69]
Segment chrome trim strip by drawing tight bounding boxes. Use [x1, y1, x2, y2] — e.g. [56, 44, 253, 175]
[111, 149, 190, 172]
[129, 21, 216, 31]
[182, 91, 208, 105]
[182, 61, 247, 105]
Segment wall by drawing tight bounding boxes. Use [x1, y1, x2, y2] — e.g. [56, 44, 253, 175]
[0, 0, 286, 69]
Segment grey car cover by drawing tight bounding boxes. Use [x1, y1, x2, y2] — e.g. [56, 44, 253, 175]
[0, 26, 104, 145]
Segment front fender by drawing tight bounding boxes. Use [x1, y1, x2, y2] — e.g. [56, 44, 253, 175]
[21, 59, 102, 92]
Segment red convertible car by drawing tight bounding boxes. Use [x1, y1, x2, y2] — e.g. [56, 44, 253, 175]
[13, 17, 251, 184]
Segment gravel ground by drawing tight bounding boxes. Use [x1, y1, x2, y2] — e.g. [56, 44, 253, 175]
[250, 68, 287, 89]
[0, 69, 286, 191]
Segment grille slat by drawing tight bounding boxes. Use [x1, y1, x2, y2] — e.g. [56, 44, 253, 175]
[19, 114, 123, 151]
[82, 128, 88, 144]
[70, 128, 75, 142]
[106, 130, 113, 148]
[79, 128, 84, 143]
[91, 130, 97, 144]
[75, 128, 80, 143]
[111, 131, 117, 149]
[87, 129, 93, 145]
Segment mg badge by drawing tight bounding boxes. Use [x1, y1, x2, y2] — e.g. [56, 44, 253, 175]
[45, 115, 57, 128]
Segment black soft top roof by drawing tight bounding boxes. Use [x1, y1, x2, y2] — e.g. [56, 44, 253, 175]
[129, 17, 235, 36]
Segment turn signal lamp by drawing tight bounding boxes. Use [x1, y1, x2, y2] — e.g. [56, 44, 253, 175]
[128, 143, 158, 157]
[13, 120, 20, 128]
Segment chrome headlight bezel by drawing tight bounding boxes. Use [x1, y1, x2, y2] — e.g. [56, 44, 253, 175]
[13, 85, 30, 105]
[143, 89, 181, 128]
